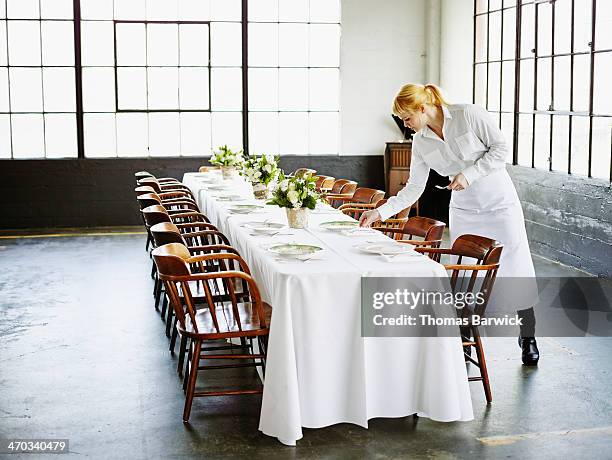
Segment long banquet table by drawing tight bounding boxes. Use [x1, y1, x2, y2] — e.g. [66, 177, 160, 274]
[183, 171, 473, 445]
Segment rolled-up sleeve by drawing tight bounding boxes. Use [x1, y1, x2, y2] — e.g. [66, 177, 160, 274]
[377, 149, 429, 222]
[461, 105, 508, 185]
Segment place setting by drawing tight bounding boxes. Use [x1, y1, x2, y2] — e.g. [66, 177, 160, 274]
[354, 240, 424, 262]
[264, 242, 327, 263]
[318, 220, 380, 237]
[241, 221, 295, 238]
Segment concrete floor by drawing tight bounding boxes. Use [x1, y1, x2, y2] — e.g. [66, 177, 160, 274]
[1, 232, 611, 459]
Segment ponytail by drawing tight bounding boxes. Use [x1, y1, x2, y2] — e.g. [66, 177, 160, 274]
[392, 83, 449, 115]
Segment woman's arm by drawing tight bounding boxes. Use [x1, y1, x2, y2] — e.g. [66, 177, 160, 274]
[376, 151, 430, 222]
[461, 105, 508, 186]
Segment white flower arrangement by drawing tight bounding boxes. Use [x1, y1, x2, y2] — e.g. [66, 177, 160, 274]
[268, 172, 319, 209]
[240, 154, 281, 186]
[209, 145, 245, 167]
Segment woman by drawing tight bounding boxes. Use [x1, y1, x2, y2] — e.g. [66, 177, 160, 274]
[359, 83, 539, 365]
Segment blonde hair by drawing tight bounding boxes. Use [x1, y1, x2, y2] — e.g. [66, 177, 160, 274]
[392, 83, 449, 115]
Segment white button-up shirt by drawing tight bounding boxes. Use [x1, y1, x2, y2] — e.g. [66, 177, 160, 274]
[377, 104, 509, 221]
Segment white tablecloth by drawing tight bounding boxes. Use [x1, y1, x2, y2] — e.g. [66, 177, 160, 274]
[183, 172, 473, 445]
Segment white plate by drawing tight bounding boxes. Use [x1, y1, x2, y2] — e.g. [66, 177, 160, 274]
[355, 241, 416, 255]
[206, 184, 232, 191]
[228, 204, 265, 214]
[319, 220, 359, 231]
[215, 194, 244, 201]
[243, 221, 284, 231]
[268, 243, 323, 258]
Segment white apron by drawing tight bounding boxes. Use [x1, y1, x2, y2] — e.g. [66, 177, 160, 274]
[449, 168, 538, 312]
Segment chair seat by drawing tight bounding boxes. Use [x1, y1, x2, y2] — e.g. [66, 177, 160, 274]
[181, 301, 272, 339]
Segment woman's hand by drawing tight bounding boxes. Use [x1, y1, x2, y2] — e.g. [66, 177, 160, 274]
[448, 173, 469, 191]
[359, 210, 381, 227]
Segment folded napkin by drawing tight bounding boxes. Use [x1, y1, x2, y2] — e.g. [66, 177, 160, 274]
[341, 228, 379, 237]
[379, 252, 423, 263]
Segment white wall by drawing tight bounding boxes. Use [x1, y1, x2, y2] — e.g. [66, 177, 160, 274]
[439, 0, 474, 104]
[340, 0, 426, 155]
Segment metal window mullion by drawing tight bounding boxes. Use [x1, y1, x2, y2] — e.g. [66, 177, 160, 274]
[472, 0, 477, 104]
[531, 3, 538, 169]
[5, 13, 14, 158]
[485, 4, 489, 111]
[38, 4, 47, 158]
[549, 0, 555, 171]
[498, 6, 503, 128]
[512, 4, 522, 165]
[568, 0, 575, 174]
[587, 0, 596, 178]
[73, 0, 84, 159]
[241, 0, 249, 155]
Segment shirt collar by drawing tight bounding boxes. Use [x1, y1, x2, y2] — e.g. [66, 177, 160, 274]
[442, 105, 453, 120]
[422, 105, 451, 140]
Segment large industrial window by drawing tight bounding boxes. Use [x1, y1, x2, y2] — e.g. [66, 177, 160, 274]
[474, 0, 612, 181]
[0, 0, 341, 159]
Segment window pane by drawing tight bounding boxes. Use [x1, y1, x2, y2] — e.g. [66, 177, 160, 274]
[570, 116, 589, 176]
[83, 67, 115, 111]
[519, 58, 534, 111]
[475, 14, 487, 62]
[279, 0, 308, 21]
[310, 0, 340, 23]
[84, 113, 116, 158]
[8, 21, 41, 66]
[44, 113, 77, 158]
[248, 68, 278, 110]
[41, 21, 74, 66]
[520, 3, 535, 58]
[210, 0, 241, 21]
[116, 23, 146, 66]
[211, 67, 242, 110]
[179, 0, 211, 21]
[43, 67, 75, 112]
[116, 67, 146, 110]
[147, 67, 179, 110]
[146, 0, 178, 21]
[81, 21, 114, 66]
[489, 0, 502, 11]
[116, 113, 148, 156]
[502, 7, 516, 60]
[279, 23, 308, 67]
[489, 11, 501, 61]
[179, 67, 209, 110]
[279, 68, 308, 110]
[179, 24, 208, 66]
[536, 57, 551, 111]
[593, 52, 612, 115]
[574, 0, 592, 53]
[0, 115, 10, 158]
[9, 68, 43, 112]
[249, 112, 279, 154]
[501, 61, 514, 112]
[80, 0, 113, 20]
[533, 114, 550, 169]
[487, 62, 501, 111]
[517, 114, 533, 166]
[596, 0, 612, 50]
[0, 21, 6, 66]
[211, 23, 241, 66]
[0, 1, 4, 18]
[554, 0, 571, 55]
[249, 0, 278, 22]
[553, 56, 570, 111]
[474, 64, 487, 106]
[0, 68, 9, 111]
[501, 113, 514, 160]
[211, 112, 242, 151]
[591, 117, 612, 180]
[7, 0, 39, 19]
[551, 115, 569, 173]
[536, 2, 552, 57]
[309, 112, 338, 154]
[41, 0, 73, 19]
[280, 112, 308, 155]
[114, 0, 146, 20]
[149, 112, 179, 156]
[309, 68, 339, 111]
[476, 0, 487, 15]
[309, 24, 340, 67]
[147, 24, 178, 66]
[249, 23, 278, 67]
[11, 114, 44, 158]
[572, 54, 590, 112]
[181, 112, 211, 156]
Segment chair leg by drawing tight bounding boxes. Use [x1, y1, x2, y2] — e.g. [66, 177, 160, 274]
[183, 340, 202, 422]
[183, 341, 192, 392]
[473, 327, 492, 404]
[150, 259, 156, 279]
[158, 287, 166, 317]
[165, 303, 173, 337]
[177, 335, 187, 376]
[170, 317, 178, 354]
[145, 232, 152, 252]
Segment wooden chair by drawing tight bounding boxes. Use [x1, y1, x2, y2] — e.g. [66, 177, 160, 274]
[322, 179, 358, 207]
[137, 192, 199, 213]
[376, 216, 446, 255]
[293, 168, 317, 178]
[416, 234, 503, 404]
[327, 187, 385, 208]
[314, 175, 336, 193]
[339, 198, 410, 224]
[135, 171, 182, 184]
[153, 243, 272, 422]
[137, 177, 194, 197]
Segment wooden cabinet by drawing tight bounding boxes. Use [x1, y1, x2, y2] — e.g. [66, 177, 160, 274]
[383, 140, 418, 215]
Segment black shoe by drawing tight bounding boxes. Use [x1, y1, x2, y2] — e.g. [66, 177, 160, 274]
[518, 336, 539, 366]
